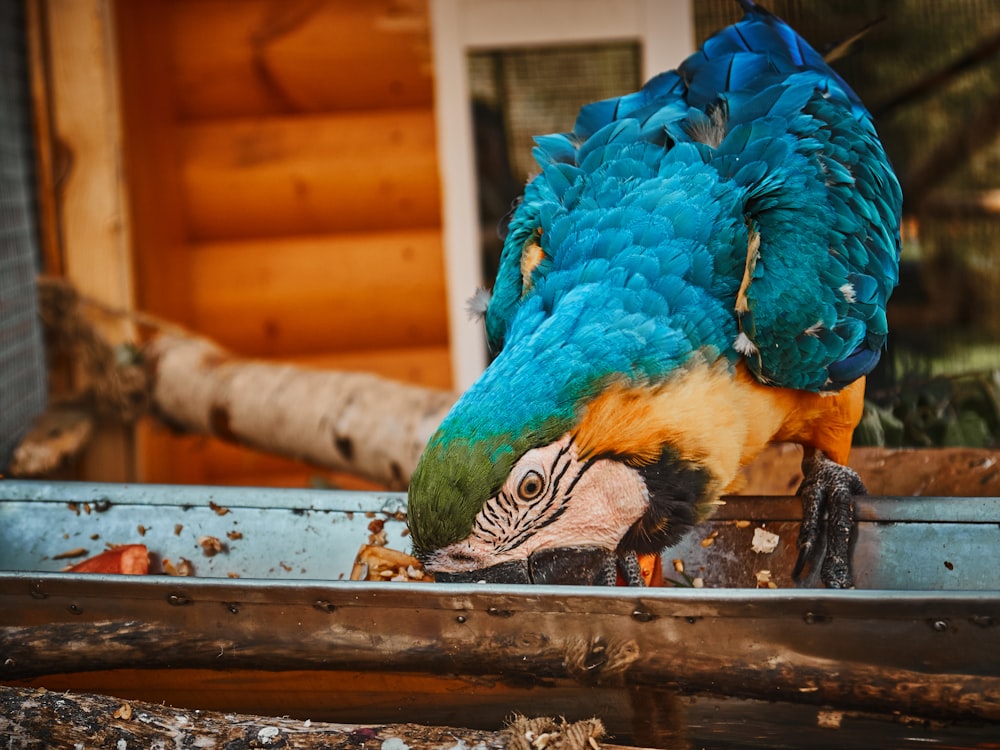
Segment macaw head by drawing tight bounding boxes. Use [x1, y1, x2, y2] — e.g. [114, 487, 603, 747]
[407, 403, 713, 586]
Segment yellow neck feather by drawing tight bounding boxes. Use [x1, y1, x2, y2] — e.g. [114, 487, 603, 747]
[573, 359, 865, 494]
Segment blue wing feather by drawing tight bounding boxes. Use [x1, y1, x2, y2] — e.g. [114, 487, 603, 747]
[481, 0, 901, 405]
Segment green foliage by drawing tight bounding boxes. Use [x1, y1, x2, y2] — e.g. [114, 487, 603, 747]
[857, 371, 1000, 448]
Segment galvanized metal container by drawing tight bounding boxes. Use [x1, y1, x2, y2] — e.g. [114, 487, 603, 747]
[1, 480, 998, 748]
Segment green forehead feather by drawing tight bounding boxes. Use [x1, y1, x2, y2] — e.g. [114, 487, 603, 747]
[407, 436, 511, 553]
[407, 415, 567, 552]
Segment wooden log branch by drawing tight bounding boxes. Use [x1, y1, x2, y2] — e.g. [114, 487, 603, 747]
[8, 405, 94, 476]
[25, 276, 458, 488]
[146, 333, 456, 489]
[3, 616, 997, 722]
[0, 685, 619, 750]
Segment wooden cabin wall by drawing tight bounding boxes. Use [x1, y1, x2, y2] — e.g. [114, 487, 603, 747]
[113, 0, 449, 487]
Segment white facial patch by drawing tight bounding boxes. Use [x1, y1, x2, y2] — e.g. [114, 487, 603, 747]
[425, 433, 649, 573]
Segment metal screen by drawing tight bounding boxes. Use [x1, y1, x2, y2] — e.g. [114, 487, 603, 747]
[0, 0, 46, 470]
[468, 42, 641, 286]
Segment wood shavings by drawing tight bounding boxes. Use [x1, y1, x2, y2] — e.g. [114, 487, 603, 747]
[113, 701, 133, 720]
[505, 715, 605, 750]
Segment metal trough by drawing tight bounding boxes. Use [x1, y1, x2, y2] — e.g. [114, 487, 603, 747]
[1, 480, 997, 748]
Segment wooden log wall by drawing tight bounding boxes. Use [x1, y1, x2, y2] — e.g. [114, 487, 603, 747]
[113, 0, 449, 486]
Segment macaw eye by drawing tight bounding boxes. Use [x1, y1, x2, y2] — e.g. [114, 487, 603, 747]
[517, 470, 545, 501]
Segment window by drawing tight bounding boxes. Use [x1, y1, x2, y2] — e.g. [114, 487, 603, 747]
[431, 0, 693, 389]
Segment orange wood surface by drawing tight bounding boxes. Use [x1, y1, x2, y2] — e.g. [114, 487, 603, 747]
[187, 229, 447, 356]
[108, 0, 448, 487]
[180, 110, 441, 241]
[168, 0, 433, 120]
[116, 0, 192, 325]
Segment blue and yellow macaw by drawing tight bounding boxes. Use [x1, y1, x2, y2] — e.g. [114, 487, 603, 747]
[408, 0, 901, 588]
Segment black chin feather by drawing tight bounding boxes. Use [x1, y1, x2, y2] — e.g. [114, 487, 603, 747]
[618, 452, 709, 555]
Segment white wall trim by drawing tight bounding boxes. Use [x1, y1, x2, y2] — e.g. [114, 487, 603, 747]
[430, 0, 694, 391]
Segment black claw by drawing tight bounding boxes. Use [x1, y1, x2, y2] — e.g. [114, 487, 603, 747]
[616, 550, 647, 587]
[794, 450, 866, 588]
[597, 554, 619, 586]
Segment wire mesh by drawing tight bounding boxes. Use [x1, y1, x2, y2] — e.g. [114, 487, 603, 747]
[0, 0, 46, 470]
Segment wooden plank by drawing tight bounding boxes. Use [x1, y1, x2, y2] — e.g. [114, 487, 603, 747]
[114, 0, 190, 323]
[45, 0, 134, 336]
[114, 0, 202, 485]
[171, 437, 389, 489]
[188, 231, 448, 356]
[24, 0, 61, 277]
[181, 109, 440, 241]
[43, 0, 137, 482]
[294, 346, 453, 390]
[168, 0, 433, 120]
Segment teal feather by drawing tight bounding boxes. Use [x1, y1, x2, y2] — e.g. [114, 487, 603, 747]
[408, 1, 902, 552]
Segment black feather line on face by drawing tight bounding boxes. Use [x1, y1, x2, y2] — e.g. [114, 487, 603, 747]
[471, 439, 590, 554]
[619, 452, 709, 556]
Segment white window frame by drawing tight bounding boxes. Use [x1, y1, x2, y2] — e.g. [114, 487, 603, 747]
[430, 0, 695, 391]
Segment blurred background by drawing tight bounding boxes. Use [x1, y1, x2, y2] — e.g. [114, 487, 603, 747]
[2, 0, 998, 488]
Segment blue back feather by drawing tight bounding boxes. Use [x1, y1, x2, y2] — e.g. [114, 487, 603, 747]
[408, 1, 902, 550]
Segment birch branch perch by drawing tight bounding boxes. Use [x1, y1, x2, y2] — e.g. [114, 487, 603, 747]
[146, 333, 456, 489]
[26, 276, 458, 487]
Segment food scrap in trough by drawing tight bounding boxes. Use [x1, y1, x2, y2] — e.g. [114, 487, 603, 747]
[65, 544, 150, 575]
[751, 527, 781, 554]
[351, 544, 433, 582]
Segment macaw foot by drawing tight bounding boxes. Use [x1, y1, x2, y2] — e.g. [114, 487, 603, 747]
[792, 449, 865, 589]
[596, 550, 648, 586]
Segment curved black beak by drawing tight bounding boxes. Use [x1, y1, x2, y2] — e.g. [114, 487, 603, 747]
[432, 546, 617, 585]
